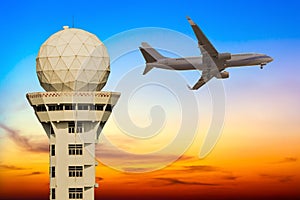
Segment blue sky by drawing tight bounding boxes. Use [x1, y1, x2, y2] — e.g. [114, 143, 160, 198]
[0, 0, 299, 116]
[0, 0, 299, 77]
[1, 0, 299, 134]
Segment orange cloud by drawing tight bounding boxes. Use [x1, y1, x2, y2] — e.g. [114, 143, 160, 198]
[270, 157, 298, 164]
[19, 171, 45, 177]
[0, 164, 29, 170]
[0, 123, 48, 153]
[154, 177, 220, 186]
[259, 173, 294, 183]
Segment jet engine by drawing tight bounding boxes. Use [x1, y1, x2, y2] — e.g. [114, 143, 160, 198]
[216, 71, 229, 79]
[218, 53, 231, 60]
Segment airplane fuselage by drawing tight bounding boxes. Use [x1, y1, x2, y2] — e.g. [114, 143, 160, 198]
[139, 16, 273, 90]
[151, 53, 273, 71]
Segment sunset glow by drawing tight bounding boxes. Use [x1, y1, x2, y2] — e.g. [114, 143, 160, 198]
[1, 1, 300, 199]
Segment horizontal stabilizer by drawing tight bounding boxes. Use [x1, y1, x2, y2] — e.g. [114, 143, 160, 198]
[143, 64, 153, 75]
[139, 42, 166, 75]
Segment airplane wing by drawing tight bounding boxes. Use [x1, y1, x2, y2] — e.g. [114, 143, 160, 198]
[186, 16, 222, 90]
[186, 16, 219, 60]
[189, 40, 219, 90]
[188, 70, 214, 90]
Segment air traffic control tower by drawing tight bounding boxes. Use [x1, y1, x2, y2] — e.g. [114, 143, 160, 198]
[26, 26, 120, 200]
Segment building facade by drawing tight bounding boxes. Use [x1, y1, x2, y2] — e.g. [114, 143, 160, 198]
[27, 92, 119, 199]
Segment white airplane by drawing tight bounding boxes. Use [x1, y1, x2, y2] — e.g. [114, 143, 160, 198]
[139, 16, 273, 90]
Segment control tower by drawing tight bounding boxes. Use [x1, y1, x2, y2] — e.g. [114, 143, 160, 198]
[26, 26, 120, 200]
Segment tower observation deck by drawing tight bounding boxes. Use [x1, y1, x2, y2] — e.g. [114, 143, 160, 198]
[26, 26, 120, 200]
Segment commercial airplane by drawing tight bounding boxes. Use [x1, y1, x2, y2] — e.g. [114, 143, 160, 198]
[139, 16, 273, 90]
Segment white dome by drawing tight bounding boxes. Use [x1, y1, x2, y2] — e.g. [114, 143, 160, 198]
[36, 27, 110, 91]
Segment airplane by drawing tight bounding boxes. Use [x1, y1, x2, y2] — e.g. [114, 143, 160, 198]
[139, 16, 273, 90]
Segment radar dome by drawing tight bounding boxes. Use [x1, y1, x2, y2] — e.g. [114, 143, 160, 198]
[36, 26, 110, 91]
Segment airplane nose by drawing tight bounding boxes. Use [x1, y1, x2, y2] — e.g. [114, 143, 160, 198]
[267, 56, 273, 63]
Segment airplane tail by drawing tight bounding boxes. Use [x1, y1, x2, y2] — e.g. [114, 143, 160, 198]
[139, 42, 165, 75]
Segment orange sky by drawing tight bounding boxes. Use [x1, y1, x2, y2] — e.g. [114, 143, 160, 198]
[1, 73, 299, 199]
[1, 106, 299, 200]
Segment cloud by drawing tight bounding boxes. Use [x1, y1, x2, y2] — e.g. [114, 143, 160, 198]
[221, 175, 239, 181]
[96, 144, 177, 163]
[155, 177, 219, 186]
[0, 164, 29, 170]
[0, 164, 44, 176]
[183, 165, 219, 172]
[260, 173, 294, 183]
[159, 165, 239, 182]
[278, 176, 293, 183]
[0, 123, 48, 153]
[20, 171, 44, 176]
[271, 157, 298, 164]
[160, 165, 221, 174]
[122, 167, 155, 173]
[96, 177, 104, 182]
[95, 138, 191, 172]
[176, 155, 195, 162]
[30, 171, 43, 175]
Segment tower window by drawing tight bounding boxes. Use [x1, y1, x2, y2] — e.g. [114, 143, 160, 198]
[68, 144, 83, 155]
[76, 122, 83, 133]
[36, 105, 46, 112]
[65, 104, 75, 110]
[68, 122, 75, 133]
[69, 188, 83, 199]
[95, 104, 104, 111]
[51, 188, 55, 199]
[105, 104, 112, 112]
[78, 104, 89, 110]
[56, 104, 63, 110]
[51, 166, 55, 178]
[46, 104, 63, 111]
[68, 122, 83, 133]
[51, 144, 55, 156]
[50, 126, 55, 135]
[48, 104, 56, 111]
[69, 166, 83, 177]
[89, 104, 95, 110]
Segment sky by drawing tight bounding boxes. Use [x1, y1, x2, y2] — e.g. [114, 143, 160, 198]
[0, 0, 300, 199]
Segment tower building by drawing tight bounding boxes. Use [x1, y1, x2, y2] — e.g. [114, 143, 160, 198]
[26, 26, 120, 200]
